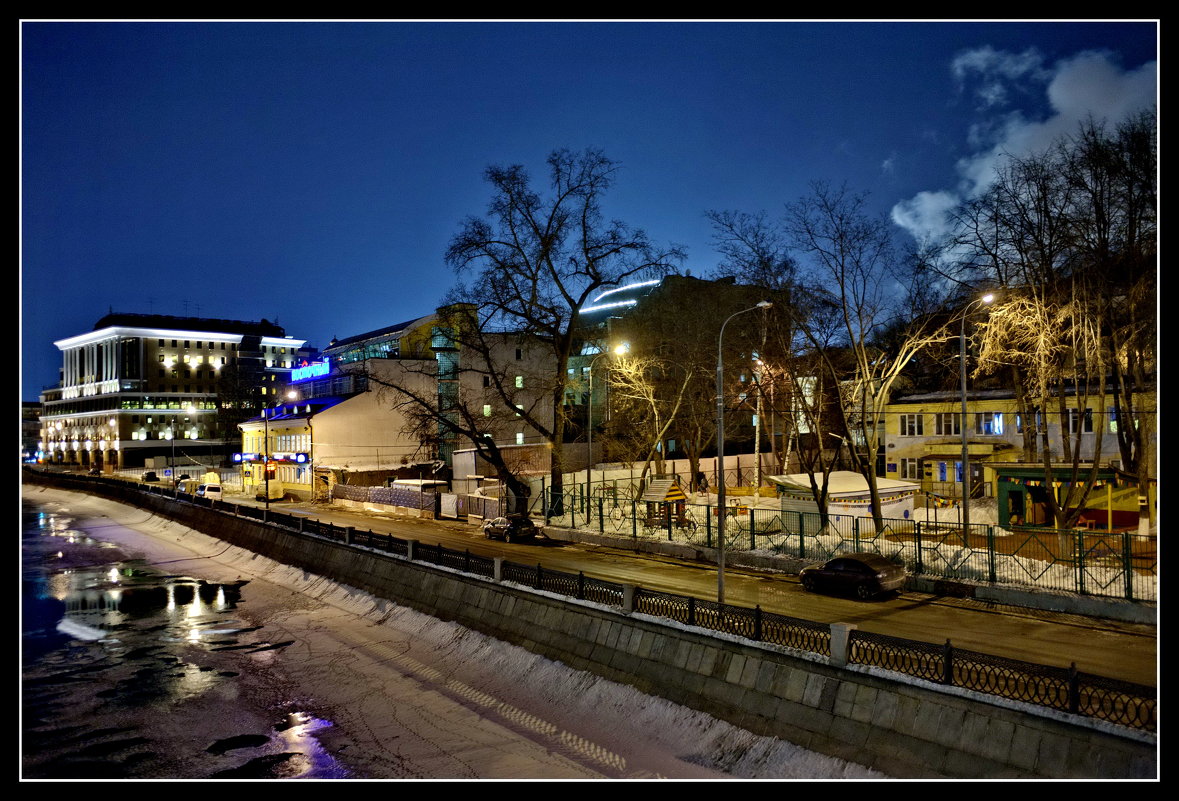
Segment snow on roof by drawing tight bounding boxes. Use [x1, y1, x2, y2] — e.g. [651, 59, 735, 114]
[766, 471, 918, 497]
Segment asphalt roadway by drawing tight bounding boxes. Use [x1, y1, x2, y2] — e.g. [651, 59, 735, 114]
[230, 492, 1157, 689]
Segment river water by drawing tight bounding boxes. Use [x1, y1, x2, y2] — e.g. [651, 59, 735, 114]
[21, 498, 352, 779]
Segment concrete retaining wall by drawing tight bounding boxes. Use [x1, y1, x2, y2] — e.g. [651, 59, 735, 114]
[26, 477, 1157, 779]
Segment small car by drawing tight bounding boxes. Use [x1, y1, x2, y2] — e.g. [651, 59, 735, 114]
[799, 553, 906, 599]
[88, 467, 101, 475]
[196, 484, 223, 500]
[482, 514, 541, 543]
[142, 471, 159, 483]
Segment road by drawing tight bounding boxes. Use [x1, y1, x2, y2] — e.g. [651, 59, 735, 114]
[259, 495, 1157, 688]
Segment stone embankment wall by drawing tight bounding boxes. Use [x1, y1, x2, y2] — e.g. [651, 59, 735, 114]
[25, 476, 1156, 779]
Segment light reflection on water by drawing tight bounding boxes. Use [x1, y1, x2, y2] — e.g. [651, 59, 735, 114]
[22, 499, 353, 779]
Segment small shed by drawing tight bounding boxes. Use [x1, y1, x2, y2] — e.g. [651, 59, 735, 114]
[639, 478, 692, 528]
[767, 471, 920, 520]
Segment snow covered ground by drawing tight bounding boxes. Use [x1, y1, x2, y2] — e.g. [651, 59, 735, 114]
[23, 486, 886, 780]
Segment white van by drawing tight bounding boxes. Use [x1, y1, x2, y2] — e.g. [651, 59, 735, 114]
[197, 484, 223, 501]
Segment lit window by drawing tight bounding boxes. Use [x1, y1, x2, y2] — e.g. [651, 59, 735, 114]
[1016, 408, 1042, 434]
[515, 375, 524, 389]
[976, 412, 1004, 436]
[483, 404, 492, 417]
[516, 432, 524, 445]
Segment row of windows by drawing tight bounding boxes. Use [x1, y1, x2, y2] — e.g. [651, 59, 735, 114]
[241, 433, 310, 453]
[896, 409, 1120, 437]
[156, 339, 291, 353]
[480, 375, 527, 388]
[128, 428, 204, 441]
[898, 458, 963, 482]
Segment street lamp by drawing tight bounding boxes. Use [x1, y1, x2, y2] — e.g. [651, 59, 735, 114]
[263, 405, 271, 511]
[167, 421, 177, 489]
[586, 343, 628, 499]
[716, 300, 772, 604]
[959, 293, 994, 532]
[168, 404, 195, 491]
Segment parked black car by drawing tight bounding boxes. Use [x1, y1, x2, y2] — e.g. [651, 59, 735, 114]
[142, 471, 159, 483]
[482, 514, 541, 543]
[799, 553, 906, 599]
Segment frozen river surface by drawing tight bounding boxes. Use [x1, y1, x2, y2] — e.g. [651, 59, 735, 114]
[21, 486, 883, 780]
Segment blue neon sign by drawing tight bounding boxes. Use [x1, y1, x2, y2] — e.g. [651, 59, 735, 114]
[292, 357, 330, 382]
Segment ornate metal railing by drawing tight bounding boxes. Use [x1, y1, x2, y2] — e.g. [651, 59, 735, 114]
[850, 630, 1155, 732]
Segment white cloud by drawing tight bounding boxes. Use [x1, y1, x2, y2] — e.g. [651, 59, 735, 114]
[891, 189, 959, 243]
[892, 49, 1156, 243]
[951, 46, 1049, 109]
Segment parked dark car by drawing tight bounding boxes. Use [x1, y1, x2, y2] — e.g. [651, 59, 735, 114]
[142, 471, 159, 483]
[799, 553, 906, 599]
[482, 514, 541, 543]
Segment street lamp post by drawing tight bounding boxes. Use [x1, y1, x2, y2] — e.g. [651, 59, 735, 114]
[263, 406, 271, 511]
[586, 343, 628, 501]
[168, 423, 176, 490]
[716, 301, 772, 604]
[959, 293, 994, 532]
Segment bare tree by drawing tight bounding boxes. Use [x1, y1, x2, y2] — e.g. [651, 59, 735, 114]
[1061, 113, 1157, 489]
[604, 353, 694, 483]
[443, 148, 684, 513]
[707, 210, 800, 476]
[605, 274, 778, 495]
[950, 113, 1155, 526]
[786, 182, 952, 530]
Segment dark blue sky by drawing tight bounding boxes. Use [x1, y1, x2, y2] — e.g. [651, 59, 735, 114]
[20, 21, 1157, 401]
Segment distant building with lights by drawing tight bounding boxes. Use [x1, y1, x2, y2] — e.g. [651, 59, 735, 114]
[237, 312, 443, 500]
[236, 307, 559, 500]
[39, 313, 306, 471]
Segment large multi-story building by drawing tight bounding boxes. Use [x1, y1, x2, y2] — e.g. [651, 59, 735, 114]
[39, 313, 305, 471]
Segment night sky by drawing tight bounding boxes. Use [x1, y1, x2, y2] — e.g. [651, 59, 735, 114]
[20, 20, 1157, 401]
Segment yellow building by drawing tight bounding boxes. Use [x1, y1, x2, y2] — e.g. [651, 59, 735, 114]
[882, 388, 1155, 503]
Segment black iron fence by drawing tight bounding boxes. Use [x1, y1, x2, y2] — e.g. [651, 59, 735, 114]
[25, 468, 1156, 733]
[542, 488, 1157, 603]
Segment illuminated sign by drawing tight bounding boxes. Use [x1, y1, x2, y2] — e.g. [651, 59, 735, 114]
[237, 452, 309, 464]
[292, 357, 330, 382]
